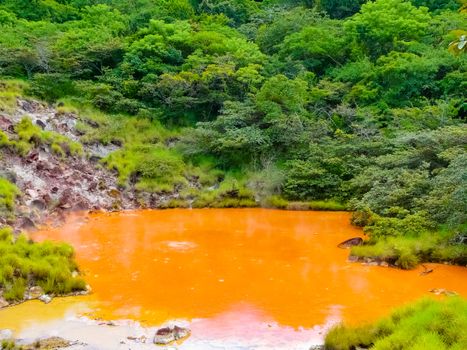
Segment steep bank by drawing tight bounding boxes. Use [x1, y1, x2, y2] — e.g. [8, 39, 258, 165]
[0, 97, 179, 231]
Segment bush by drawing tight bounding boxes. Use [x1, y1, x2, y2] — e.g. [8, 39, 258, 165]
[264, 195, 288, 209]
[0, 227, 85, 301]
[325, 297, 467, 350]
[104, 145, 187, 193]
[26, 73, 76, 102]
[191, 176, 257, 208]
[0, 80, 26, 113]
[351, 232, 467, 269]
[0, 178, 19, 214]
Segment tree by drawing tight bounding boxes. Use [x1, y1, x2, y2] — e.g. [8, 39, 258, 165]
[345, 0, 431, 57]
[256, 75, 308, 119]
[279, 19, 349, 74]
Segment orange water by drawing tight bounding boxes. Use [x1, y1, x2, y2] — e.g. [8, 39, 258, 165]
[25, 208, 467, 330]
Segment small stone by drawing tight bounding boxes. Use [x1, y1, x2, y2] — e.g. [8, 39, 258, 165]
[154, 325, 190, 345]
[39, 294, 52, 304]
[28, 286, 44, 299]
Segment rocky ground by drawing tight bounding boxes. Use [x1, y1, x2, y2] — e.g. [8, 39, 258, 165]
[0, 98, 167, 231]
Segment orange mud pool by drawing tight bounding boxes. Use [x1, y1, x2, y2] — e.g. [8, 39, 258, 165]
[1, 209, 467, 349]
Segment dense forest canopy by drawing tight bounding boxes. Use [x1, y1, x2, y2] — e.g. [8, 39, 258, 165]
[0, 0, 466, 267]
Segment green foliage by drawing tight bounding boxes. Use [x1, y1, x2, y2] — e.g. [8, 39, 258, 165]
[0, 227, 85, 301]
[279, 19, 349, 73]
[0, 80, 26, 113]
[345, 0, 431, 57]
[256, 75, 308, 118]
[0, 178, 19, 215]
[26, 73, 76, 102]
[325, 297, 467, 349]
[14, 117, 83, 156]
[191, 176, 257, 208]
[104, 145, 186, 193]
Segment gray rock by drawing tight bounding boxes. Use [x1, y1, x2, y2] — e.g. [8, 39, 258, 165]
[309, 346, 325, 350]
[154, 325, 191, 345]
[28, 286, 45, 299]
[39, 294, 52, 304]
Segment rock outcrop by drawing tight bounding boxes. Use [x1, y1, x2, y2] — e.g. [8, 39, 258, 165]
[0, 98, 140, 230]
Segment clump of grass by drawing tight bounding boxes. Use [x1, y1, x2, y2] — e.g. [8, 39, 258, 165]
[351, 233, 467, 269]
[1, 340, 22, 350]
[0, 80, 27, 113]
[13, 117, 83, 157]
[0, 227, 85, 302]
[191, 176, 258, 208]
[265, 197, 347, 211]
[325, 297, 467, 350]
[0, 178, 20, 216]
[71, 105, 172, 146]
[264, 195, 289, 209]
[158, 198, 190, 209]
[307, 200, 347, 211]
[104, 145, 187, 193]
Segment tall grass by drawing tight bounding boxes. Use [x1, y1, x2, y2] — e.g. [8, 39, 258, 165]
[188, 175, 257, 208]
[0, 80, 27, 113]
[0, 227, 85, 301]
[0, 178, 20, 216]
[14, 117, 83, 157]
[264, 196, 347, 211]
[325, 297, 467, 350]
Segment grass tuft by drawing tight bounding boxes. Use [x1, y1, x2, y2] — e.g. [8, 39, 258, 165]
[0, 227, 86, 301]
[325, 297, 467, 350]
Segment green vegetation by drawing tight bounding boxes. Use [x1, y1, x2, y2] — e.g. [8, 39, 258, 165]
[0, 80, 26, 113]
[0, 113, 83, 157]
[0, 0, 465, 267]
[0, 227, 85, 302]
[0, 178, 19, 217]
[325, 297, 467, 349]
[14, 117, 83, 156]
